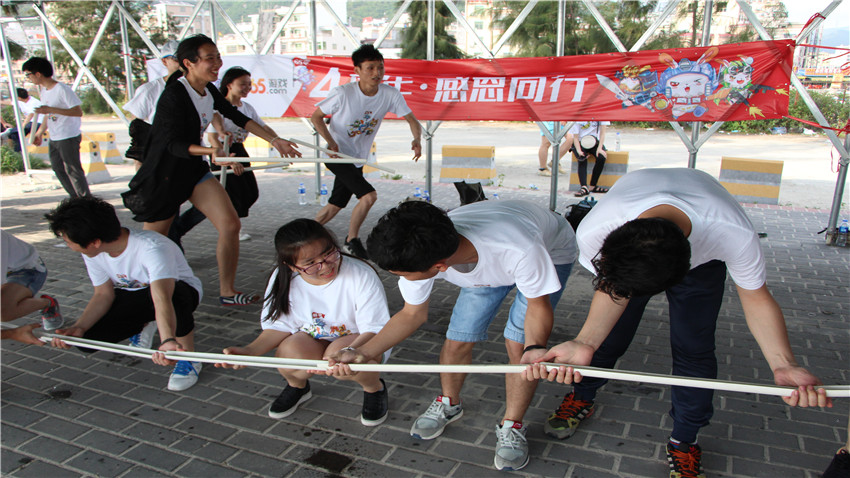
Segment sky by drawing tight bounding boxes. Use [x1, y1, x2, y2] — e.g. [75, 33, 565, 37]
[784, 0, 850, 30]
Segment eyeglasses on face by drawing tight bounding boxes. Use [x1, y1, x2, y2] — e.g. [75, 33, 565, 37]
[292, 248, 341, 275]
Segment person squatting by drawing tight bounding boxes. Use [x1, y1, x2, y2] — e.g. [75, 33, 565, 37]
[21, 35, 832, 476]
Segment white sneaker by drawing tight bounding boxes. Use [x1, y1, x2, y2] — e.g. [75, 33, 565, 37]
[410, 395, 463, 440]
[167, 361, 202, 391]
[128, 321, 157, 349]
[494, 420, 529, 471]
[239, 233, 252, 241]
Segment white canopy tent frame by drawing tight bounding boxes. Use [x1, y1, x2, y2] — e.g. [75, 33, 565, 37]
[1, 0, 846, 240]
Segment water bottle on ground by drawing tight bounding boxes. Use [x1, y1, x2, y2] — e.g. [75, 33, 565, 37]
[615, 132, 621, 152]
[423, 190, 430, 202]
[320, 184, 328, 206]
[837, 219, 849, 247]
[492, 193, 500, 200]
[414, 187, 421, 199]
[298, 183, 307, 205]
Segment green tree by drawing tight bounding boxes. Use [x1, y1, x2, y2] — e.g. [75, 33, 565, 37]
[46, 1, 169, 105]
[348, 1, 398, 27]
[399, 0, 464, 59]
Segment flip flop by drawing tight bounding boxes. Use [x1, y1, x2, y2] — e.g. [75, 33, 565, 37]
[574, 186, 590, 197]
[591, 186, 609, 193]
[220, 292, 259, 306]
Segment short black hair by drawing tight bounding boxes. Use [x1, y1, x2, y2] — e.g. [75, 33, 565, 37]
[16, 88, 28, 100]
[591, 217, 691, 299]
[176, 34, 216, 73]
[219, 67, 250, 96]
[21, 57, 53, 77]
[45, 196, 122, 248]
[352, 44, 383, 68]
[367, 200, 459, 272]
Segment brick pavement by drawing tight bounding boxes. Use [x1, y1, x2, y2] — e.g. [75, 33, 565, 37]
[1, 168, 848, 477]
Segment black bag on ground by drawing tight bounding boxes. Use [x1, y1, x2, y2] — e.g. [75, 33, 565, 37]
[565, 196, 597, 231]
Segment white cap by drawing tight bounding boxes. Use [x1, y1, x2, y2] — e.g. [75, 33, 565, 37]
[160, 40, 179, 58]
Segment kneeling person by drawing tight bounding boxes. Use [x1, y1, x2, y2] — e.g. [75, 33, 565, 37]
[45, 196, 204, 391]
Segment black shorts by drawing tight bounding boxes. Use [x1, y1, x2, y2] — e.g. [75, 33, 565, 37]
[325, 162, 376, 208]
[80, 280, 199, 351]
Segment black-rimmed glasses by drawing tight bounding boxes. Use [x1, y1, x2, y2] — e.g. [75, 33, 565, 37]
[292, 248, 341, 275]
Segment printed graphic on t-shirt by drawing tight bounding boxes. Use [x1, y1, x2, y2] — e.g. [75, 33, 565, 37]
[299, 312, 351, 339]
[347, 111, 378, 138]
[114, 274, 147, 289]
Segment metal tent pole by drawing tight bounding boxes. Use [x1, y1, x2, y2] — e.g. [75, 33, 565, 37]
[425, 0, 435, 196]
[120, 0, 134, 99]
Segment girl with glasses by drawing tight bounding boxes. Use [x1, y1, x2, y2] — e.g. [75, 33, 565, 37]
[217, 218, 391, 426]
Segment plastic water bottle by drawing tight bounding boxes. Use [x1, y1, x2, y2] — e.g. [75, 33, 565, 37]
[615, 132, 621, 152]
[492, 193, 500, 200]
[423, 190, 430, 202]
[414, 187, 421, 199]
[320, 184, 328, 206]
[837, 219, 849, 247]
[298, 183, 307, 205]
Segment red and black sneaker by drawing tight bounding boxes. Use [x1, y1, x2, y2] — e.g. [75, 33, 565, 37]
[544, 391, 595, 439]
[666, 440, 706, 478]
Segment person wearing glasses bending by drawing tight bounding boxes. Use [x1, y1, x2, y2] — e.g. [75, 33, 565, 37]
[216, 219, 391, 427]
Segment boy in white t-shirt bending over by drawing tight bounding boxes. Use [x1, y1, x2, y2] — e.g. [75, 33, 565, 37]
[310, 44, 422, 260]
[524, 168, 830, 477]
[45, 196, 205, 392]
[329, 199, 577, 471]
[22, 57, 90, 198]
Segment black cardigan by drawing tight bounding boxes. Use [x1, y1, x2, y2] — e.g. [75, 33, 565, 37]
[122, 74, 251, 222]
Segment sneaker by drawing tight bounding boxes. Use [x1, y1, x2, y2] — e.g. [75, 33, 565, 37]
[666, 440, 706, 478]
[40, 295, 64, 331]
[167, 361, 202, 391]
[268, 382, 312, 419]
[128, 321, 157, 349]
[344, 237, 369, 260]
[410, 395, 463, 440]
[361, 378, 388, 426]
[537, 167, 552, 177]
[494, 420, 529, 471]
[544, 391, 595, 439]
[238, 232, 252, 241]
[824, 448, 850, 478]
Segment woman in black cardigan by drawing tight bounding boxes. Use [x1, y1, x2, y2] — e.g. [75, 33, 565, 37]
[123, 35, 300, 306]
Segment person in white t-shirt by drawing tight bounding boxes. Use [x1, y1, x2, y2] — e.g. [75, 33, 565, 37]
[311, 44, 422, 261]
[1, 230, 63, 344]
[0, 88, 43, 152]
[523, 168, 830, 477]
[22, 57, 90, 198]
[45, 196, 206, 392]
[568, 120, 610, 197]
[216, 219, 391, 426]
[123, 40, 181, 170]
[328, 199, 577, 471]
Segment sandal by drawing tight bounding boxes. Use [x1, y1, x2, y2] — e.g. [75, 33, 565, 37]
[220, 292, 259, 306]
[590, 186, 609, 193]
[574, 186, 590, 197]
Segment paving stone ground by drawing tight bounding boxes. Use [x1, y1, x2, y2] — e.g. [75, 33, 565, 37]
[1, 166, 848, 477]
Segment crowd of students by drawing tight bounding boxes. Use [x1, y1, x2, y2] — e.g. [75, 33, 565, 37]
[1, 36, 845, 477]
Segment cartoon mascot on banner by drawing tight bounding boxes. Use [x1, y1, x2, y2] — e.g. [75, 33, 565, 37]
[655, 47, 719, 119]
[707, 56, 787, 118]
[596, 65, 659, 111]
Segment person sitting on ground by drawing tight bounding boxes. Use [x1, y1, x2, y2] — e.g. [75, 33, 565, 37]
[537, 121, 569, 176]
[329, 199, 577, 471]
[523, 168, 830, 478]
[1, 230, 63, 345]
[217, 219, 391, 426]
[45, 196, 206, 392]
[569, 120, 610, 197]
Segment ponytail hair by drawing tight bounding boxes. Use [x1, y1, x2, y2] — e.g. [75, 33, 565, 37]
[264, 219, 340, 322]
[219, 67, 250, 97]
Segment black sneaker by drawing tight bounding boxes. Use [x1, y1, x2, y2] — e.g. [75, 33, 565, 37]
[361, 379, 388, 426]
[666, 439, 706, 478]
[268, 382, 312, 419]
[344, 236, 369, 260]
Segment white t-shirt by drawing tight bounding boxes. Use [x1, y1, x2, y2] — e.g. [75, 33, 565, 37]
[217, 101, 266, 144]
[39, 82, 81, 141]
[19, 97, 43, 125]
[569, 121, 610, 139]
[124, 77, 166, 123]
[178, 77, 214, 142]
[576, 168, 766, 290]
[1, 230, 44, 282]
[316, 82, 412, 162]
[398, 200, 578, 305]
[261, 257, 390, 339]
[83, 229, 203, 299]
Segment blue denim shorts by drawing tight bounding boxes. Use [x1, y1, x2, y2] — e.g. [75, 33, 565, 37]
[5, 258, 47, 296]
[196, 171, 215, 186]
[446, 262, 573, 344]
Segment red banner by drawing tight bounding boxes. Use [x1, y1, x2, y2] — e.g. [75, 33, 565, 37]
[283, 40, 794, 122]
